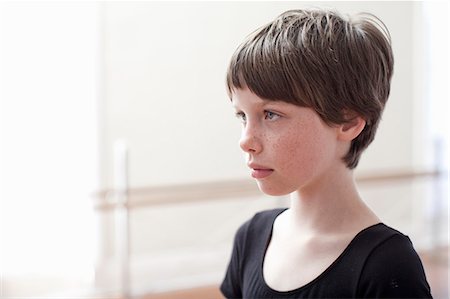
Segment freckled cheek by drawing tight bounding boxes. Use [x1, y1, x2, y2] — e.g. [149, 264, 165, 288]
[272, 130, 326, 170]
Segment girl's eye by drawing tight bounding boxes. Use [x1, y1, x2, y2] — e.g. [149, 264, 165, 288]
[235, 112, 246, 123]
[264, 110, 280, 120]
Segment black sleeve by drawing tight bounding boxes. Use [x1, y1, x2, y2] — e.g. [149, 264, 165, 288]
[357, 234, 433, 298]
[220, 220, 250, 299]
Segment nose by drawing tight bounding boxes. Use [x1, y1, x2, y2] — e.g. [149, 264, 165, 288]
[239, 124, 262, 154]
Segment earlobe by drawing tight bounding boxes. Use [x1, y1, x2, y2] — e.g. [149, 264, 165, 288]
[337, 115, 366, 141]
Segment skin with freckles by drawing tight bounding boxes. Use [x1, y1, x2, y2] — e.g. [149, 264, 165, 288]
[234, 87, 345, 197]
[232, 87, 380, 291]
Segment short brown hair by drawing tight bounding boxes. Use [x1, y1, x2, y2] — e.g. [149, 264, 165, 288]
[226, 9, 394, 169]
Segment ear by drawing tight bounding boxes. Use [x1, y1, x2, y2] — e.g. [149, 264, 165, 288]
[337, 113, 366, 142]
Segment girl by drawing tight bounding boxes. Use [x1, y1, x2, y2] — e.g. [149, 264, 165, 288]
[220, 8, 432, 298]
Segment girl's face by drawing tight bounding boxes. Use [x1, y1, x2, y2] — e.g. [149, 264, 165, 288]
[232, 87, 342, 196]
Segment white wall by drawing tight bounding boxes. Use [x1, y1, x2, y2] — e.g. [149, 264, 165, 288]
[0, 2, 100, 297]
[101, 1, 419, 190]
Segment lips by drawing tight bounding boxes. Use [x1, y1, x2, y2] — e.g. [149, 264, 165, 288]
[248, 163, 274, 179]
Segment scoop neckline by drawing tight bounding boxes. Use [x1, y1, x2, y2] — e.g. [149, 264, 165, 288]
[259, 209, 384, 295]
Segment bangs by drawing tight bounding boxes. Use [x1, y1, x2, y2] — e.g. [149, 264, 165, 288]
[225, 23, 312, 107]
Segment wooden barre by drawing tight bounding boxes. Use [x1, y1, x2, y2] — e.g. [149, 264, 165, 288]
[92, 169, 441, 211]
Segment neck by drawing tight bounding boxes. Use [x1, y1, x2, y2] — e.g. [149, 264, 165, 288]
[287, 164, 379, 235]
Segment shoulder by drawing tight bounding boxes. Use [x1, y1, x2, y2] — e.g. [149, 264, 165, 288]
[250, 208, 287, 228]
[235, 208, 287, 236]
[357, 224, 432, 298]
[233, 208, 286, 246]
[362, 225, 424, 271]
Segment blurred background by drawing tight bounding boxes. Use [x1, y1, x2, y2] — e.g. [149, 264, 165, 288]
[0, 1, 448, 298]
